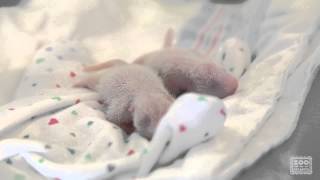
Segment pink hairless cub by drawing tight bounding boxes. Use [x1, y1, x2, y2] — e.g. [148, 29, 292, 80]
[135, 29, 238, 98]
[74, 61, 174, 139]
[73, 29, 237, 139]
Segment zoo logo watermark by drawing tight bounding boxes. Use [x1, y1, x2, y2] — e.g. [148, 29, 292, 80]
[290, 156, 312, 175]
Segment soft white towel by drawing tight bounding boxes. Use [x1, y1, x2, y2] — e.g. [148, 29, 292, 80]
[0, 0, 319, 179]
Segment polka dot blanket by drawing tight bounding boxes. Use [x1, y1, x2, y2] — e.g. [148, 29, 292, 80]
[0, 41, 227, 180]
[0, 0, 320, 180]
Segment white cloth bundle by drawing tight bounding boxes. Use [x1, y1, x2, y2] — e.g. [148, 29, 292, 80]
[0, 0, 319, 179]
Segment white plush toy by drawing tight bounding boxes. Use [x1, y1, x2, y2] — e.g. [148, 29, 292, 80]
[137, 93, 226, 177]
[216, 37, 252, 79]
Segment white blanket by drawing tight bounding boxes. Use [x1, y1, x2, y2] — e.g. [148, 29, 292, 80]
[141, 0, 320, 179]
[0, 0, 320, 180]
[0, 0, 200, 105]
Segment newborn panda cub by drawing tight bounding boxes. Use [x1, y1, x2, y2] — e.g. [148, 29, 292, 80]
[135, 29, 238, 98]
[75, 60, 174, 139]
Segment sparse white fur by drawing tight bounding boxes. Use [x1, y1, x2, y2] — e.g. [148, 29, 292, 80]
[134, 29, 239, 98]
[86, 64, 174, 139]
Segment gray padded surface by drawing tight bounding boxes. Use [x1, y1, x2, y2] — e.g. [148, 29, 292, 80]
[236, 70, 320, 180]
[0, 0, 20, 7]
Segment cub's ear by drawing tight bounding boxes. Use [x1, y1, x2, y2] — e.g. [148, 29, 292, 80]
[163, 28, 175, 49]
[83, 59, 127, 72]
